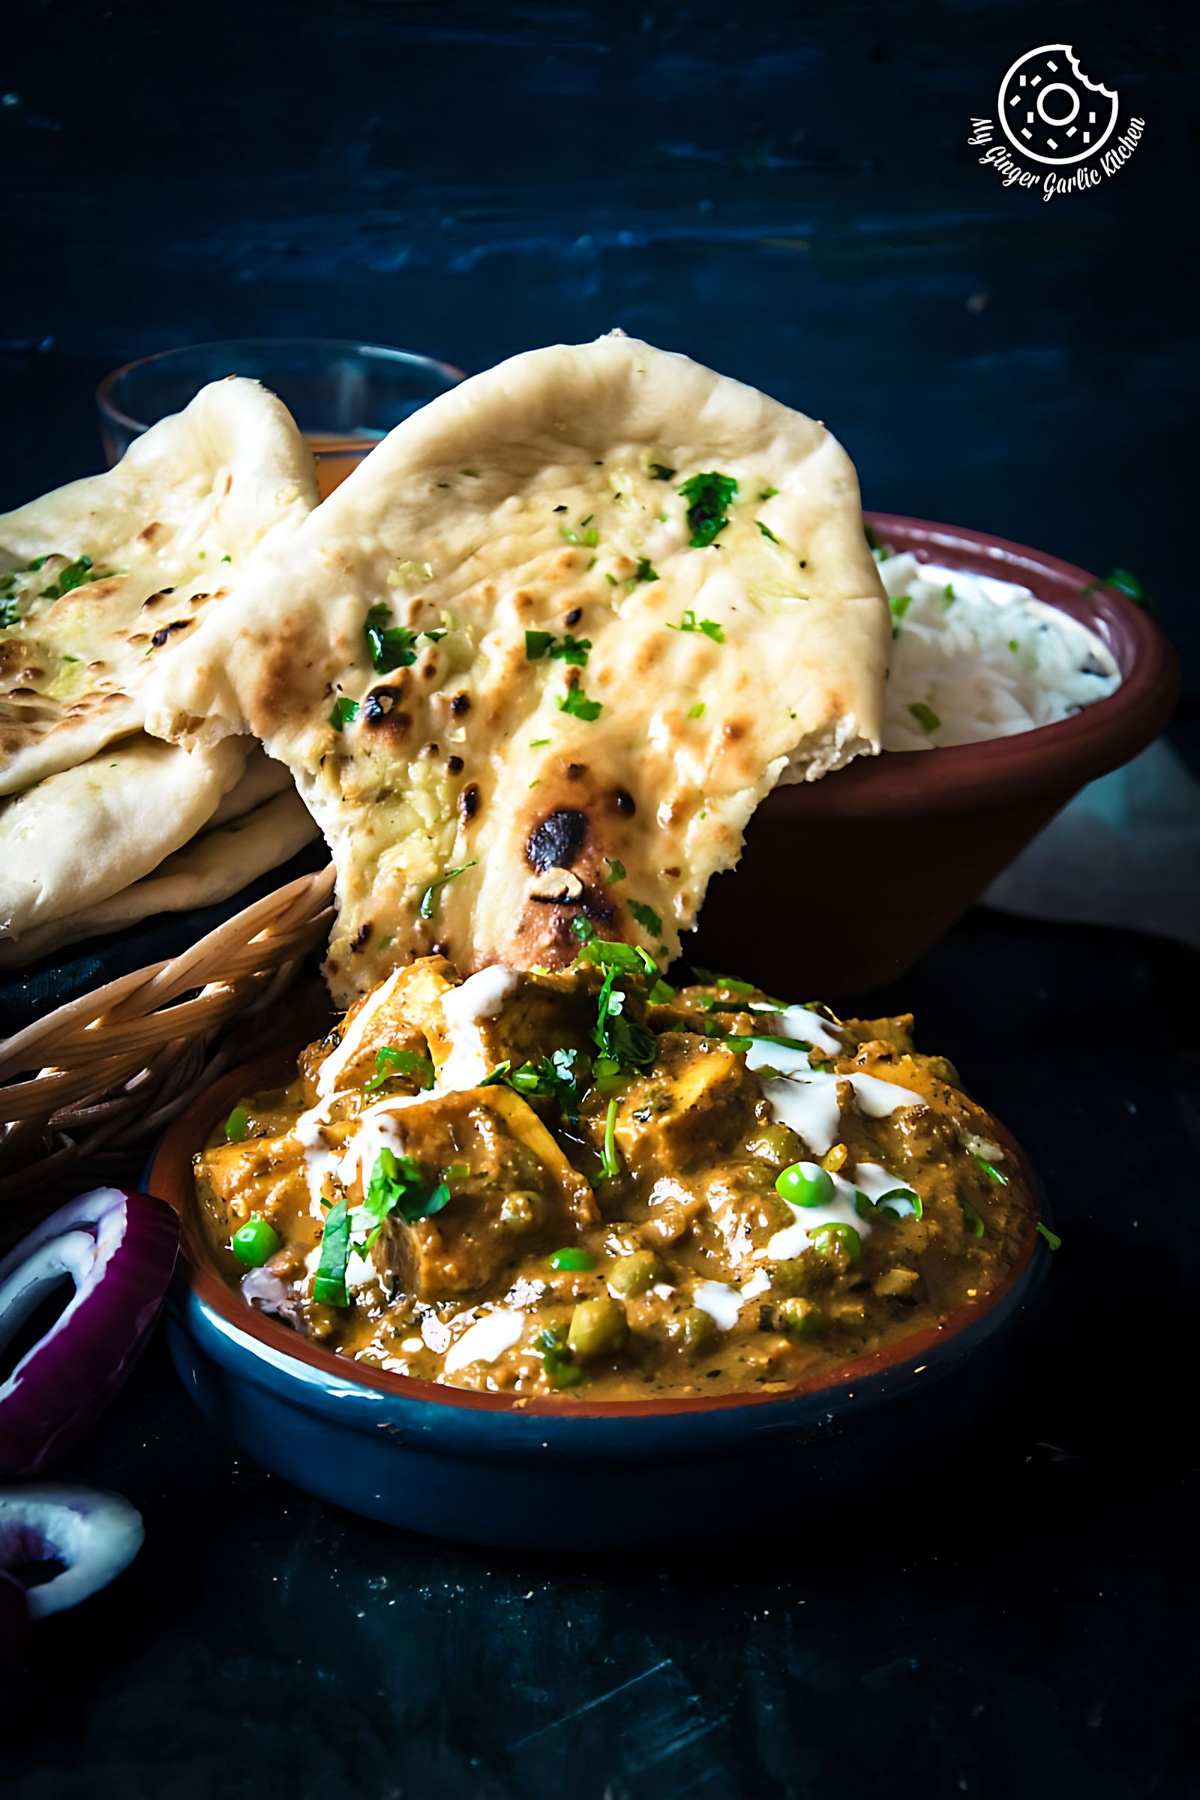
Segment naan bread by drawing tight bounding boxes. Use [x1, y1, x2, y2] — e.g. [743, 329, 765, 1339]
[0, 788, 319, 967]
[0, 734, 246, 938]
[0, 376, 316, 796]
[146, 335, 889, 1000]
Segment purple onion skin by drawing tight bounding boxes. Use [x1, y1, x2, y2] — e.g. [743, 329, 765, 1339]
[0, 1569, 28, 1661]
[0, 1190, 180, 1477]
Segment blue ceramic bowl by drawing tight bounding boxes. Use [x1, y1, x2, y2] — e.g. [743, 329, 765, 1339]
[149, 1058, 1048, 1550]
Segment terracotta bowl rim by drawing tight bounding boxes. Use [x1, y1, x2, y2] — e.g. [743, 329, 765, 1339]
[759, 511, 1179, 816]
[149, 1051, 1044, 1423]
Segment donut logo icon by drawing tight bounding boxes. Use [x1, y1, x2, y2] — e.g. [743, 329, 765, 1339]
[998, 44, 1119, 166]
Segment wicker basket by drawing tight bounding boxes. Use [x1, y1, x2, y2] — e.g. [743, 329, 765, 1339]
[0, 865, 336, 1240]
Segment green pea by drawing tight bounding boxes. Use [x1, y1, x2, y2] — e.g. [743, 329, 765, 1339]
[608, 1250, 665, 1297]
[780, 1296, 827, 1340]
[231, 1214, 281, 1268]
[499, 1191, 542, 1234]
[776, 1161, 836, 1208]
[547, 1246, 595, 1272]
[807, 1221, 862, 1264]
[747, 1123, 803, 1169]
[567, 1296, 628, 1360]
[671, 1306, 718, 1353]
[224, 1105, 250, 1143]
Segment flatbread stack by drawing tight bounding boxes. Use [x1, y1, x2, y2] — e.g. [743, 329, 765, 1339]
[0, 378, 321, 967]
[146, 335, 890, 1001]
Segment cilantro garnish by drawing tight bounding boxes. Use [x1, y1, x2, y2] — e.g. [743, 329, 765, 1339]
[313, 1199, 352, 1307]
[0, 601, 21, 629]
[688, 702, 705, 720]
[1085, 567, 1153, 613]
[556, 687, 602, 722]
[571, 917, 596, 943]
[484, 1047, 590, 1121]
[527, 629, 592, 666]
[758, 485, 778, 501]
[648, 463, 676, 481]
[628, 558, 659, 587]
[418, 859, 478, 919]
[366, 1146, 452, 1227]
[363, 1046, 435, 1092]
[629, 900, 662, 937]
[605, 859, 626, 884]
[599, 1095, 620, 1179]
[327, 696, 360, 732]
[907, 702, 941, 734]
[668, 609, 725, 643]
[678, 471, 737, 548]
[40, 555, 112, 600]
[593, 965, 657, 1073]
[889, 594, 911, 625]
[365, 604, 418, 674]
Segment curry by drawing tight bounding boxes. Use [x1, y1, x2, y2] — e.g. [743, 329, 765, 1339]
[194, 942, 1039, 1401]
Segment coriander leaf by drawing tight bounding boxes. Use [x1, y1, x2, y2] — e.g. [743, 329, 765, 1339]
[889, 593, 910, 624]
[571, 916, 596, 942]
[599, 1095, 620, 1179]
[576, 939, 659, 981]
[907, 701, 941, 734]
[327, 696, 360, 732]
[629, 558, 658, 584]
[366, 1146, 452, 1227]
[648, 462, 676, 481]
[1088, 567, 1153, 613]
[40, 554, 106, 600]
[678, 471, 737, 548]
[556, 687, 602, 722]
[550, 633, 591, 666]
[668, 609, 725, 643]
[525, 629, 555, 660]
[419, 859, 478, 919]
[313, 1199, 352, 1307]
[363, 1046, 435, 1092]
[629, 899, 662, 937]
[605, 859, 626, 884]
[365, 603, 418, 674]
[0, 601, 21, 629]
[758, 485, 779, 501]
[593, 966, 657, 1073]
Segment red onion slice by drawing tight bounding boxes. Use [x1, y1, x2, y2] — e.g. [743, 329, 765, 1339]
[0, 1189, 179, 1476]
[0, 1483, 143, 1619]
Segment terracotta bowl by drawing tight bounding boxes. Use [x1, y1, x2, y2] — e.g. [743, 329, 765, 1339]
[147, 1055, 1048, 1550]
[693, 513, 1181, 1000]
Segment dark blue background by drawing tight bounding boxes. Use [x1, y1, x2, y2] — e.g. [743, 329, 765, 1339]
[1, 5, 1196, 1797]
[2, 0, 1197, 696]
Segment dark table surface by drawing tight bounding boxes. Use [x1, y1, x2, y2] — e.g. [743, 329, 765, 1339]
[3, 907, 1197, 1800]
[1, 2, 1197, 1795]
